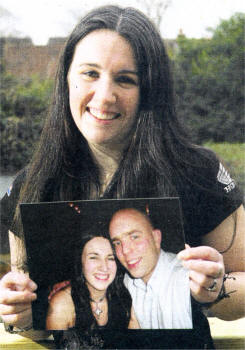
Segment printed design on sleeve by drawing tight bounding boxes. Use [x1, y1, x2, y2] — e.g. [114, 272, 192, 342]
[217, 163, 236, 193]
[7, 184, 13, 197]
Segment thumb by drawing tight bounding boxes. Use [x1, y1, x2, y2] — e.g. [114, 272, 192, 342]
[2, 272, 37, 292]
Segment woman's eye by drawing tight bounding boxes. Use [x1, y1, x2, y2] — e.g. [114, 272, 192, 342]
[113, 241, 121, 247]
[108, 256, 115, 261]
[116, 76, 138, 86]
[82, 70, 99, 79]
[89, 256, 97, 260]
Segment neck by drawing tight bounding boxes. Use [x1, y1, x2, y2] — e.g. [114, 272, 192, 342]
[142, 250, 161, 285]
[88, 142, 123, 193]
[89, 288, 107, 302]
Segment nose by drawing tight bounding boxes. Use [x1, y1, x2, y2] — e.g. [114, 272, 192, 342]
[99, 259, 109, 272]
[121, 241, 132, 256]
[93, 76, 116, 105]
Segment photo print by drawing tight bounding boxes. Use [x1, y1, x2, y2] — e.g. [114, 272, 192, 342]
[20, 197, 193, 332]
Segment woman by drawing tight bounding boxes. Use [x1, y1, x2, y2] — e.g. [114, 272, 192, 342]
[0, 5, 244, 349]
[46, 230, 138, 348]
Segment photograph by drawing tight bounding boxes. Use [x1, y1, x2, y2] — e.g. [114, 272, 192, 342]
[20, 197, 193, 335]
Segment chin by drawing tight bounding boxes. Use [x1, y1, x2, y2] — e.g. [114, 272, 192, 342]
[129, 271, 143, 279]
[84, 136, 113, 146]
[94, 281, 111, 289]
[95, 286, 108, 291]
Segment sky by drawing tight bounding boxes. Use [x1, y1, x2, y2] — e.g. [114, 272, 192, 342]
[0, 0, 244, 45]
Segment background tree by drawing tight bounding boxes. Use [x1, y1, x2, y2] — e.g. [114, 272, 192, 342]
[0, 66, 53, 172]
[174, 12, 245, 143]
[135, 0, 172, 29]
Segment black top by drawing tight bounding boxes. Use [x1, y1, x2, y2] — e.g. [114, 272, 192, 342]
[0, 150, 243, 349]
[53, 294, 129, 350]
[73, 288, 130, 331]
[1, 151, 242, 249]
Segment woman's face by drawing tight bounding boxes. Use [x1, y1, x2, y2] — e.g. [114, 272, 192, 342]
[67, 29, 140, 149]
[82, 237, 117, 294]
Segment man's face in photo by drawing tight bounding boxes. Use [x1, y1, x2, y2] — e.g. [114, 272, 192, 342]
[109, 209, 161, 283]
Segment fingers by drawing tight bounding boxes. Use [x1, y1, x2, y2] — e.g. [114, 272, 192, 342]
[189, 276, 223, 303]
[189, 270, 219, 290]
[178, 245, 225, 303]
[178, 245, 224, 276]
[189, 269, 222, 300]
[1, 306, 33, 328]
[178, 245, 223, 264]
[0, 272, 37, 292]
[0, 288, 37, 304]
[181, 259, 224, 278]
[0, 302, 32, 316]
[0, 271, 37, 328]
[0, 272, 37, 304]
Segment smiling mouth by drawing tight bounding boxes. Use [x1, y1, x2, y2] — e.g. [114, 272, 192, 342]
[94, 273, 110, 281]
[127, 258, 141, 269]
[87, 107, 121, 120]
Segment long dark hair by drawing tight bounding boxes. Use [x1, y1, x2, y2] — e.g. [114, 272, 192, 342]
[69, 228, 131, 331]
[15, 5, 218, 232]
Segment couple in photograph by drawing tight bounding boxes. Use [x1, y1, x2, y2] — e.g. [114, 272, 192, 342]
[46, 207, 192, 348]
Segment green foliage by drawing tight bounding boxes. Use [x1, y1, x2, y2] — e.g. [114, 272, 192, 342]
[174, 13, 245, 143]
[0, 67, 53, 172]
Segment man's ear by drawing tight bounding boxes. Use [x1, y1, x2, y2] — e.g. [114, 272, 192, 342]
[152, 229, 162, 249]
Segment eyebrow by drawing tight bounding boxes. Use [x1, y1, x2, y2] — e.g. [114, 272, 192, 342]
[111, 230, 141, 241]
[87, 252, 114, 257]
[79, 63, 138, 76]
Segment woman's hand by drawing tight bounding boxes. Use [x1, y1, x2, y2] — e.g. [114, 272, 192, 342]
[0, 271, 37, 329]
[178, 245, 224, 304]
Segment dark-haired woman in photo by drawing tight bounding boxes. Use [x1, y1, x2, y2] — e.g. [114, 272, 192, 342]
[0, 5, 244, 349]
[46, 231, 138, 348]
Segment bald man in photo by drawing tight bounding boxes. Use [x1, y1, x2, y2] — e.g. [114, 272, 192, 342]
[109, 208, 192, 329]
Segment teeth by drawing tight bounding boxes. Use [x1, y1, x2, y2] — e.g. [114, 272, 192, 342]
[95, 274, 108, 280]
[128, 259, 139, 265]
[89, 108, 119, 120]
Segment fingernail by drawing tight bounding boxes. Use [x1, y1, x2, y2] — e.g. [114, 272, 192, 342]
[28, 281, 38, 290]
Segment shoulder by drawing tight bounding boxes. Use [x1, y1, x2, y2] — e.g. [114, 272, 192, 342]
[182, 146, 220, 185]
[185, 146, 239, 194]
[178, 147, 243, 240]
[46, 285, 75, 330]
[49, 285, 72, 304]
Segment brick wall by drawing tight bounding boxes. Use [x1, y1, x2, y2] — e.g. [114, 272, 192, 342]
[0, 37, 177, 81]
[0, 37, 66, 80]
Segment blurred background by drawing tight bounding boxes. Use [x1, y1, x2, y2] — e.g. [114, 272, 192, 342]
[0, 0, 244, 198]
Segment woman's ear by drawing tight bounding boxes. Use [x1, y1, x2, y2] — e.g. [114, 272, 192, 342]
[152, 229, 162, 250]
